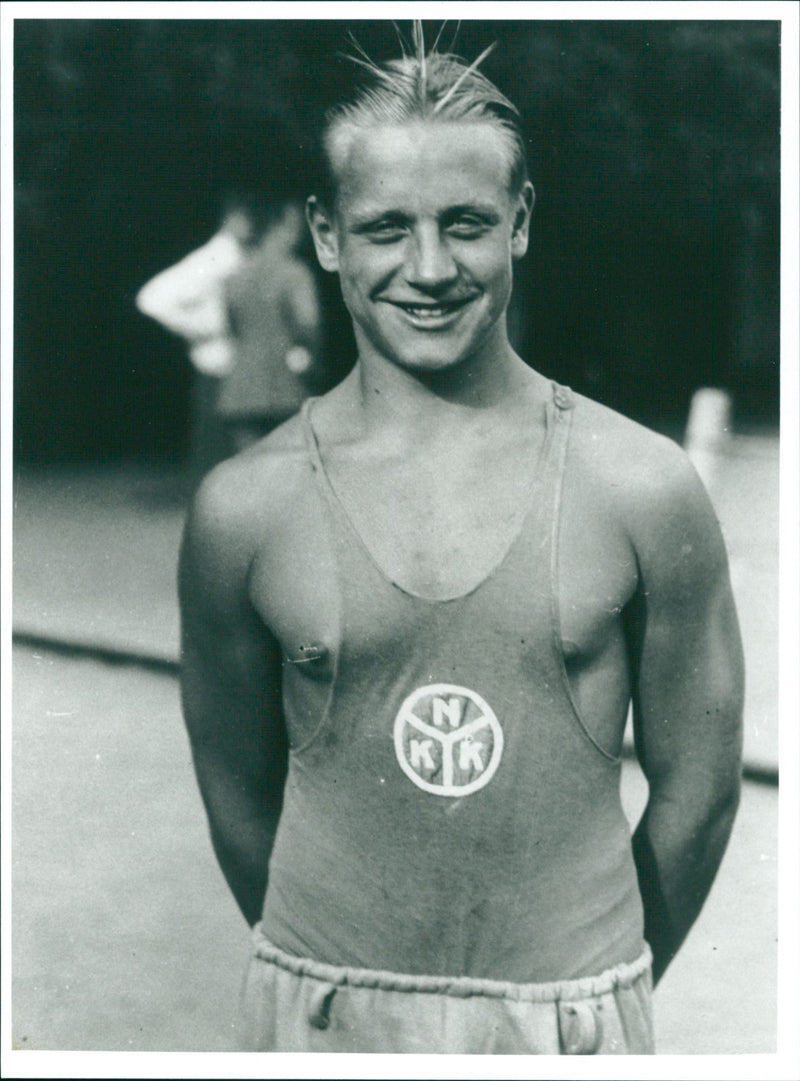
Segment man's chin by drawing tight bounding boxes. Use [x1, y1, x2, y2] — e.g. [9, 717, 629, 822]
[391, 350, 473, 376]
[388, 332, 483, 372]
[355, 320, 501, 376]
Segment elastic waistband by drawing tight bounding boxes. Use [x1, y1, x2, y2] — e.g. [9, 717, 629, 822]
[251, 925, 652, 1003]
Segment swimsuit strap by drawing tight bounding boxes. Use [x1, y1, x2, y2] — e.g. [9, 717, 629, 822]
[301, 383, 576, 604]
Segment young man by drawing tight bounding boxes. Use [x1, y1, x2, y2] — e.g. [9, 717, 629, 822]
[179, 46, 744, 1054]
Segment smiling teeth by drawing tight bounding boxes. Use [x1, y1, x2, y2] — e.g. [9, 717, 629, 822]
[404, 305, 451, 318]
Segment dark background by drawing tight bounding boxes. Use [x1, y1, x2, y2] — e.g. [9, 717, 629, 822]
[14, 18, 780, 464]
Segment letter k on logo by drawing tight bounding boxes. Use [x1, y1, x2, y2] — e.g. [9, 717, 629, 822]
[393, 683, 504, 796]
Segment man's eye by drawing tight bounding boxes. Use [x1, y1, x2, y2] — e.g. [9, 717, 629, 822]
[447, 218, 489, 238]
[366, 222, 406, 242]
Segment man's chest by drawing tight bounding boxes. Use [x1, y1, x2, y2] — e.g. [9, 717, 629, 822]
[323, 437, 548, 599]
[249, 443, 638, 672]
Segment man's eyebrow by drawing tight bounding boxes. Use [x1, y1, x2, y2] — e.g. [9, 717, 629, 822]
[443, 203, 502, 221]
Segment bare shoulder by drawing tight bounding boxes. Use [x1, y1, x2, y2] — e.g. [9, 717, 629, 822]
[568, 392, 725, 567]
[181, 413, 310, 591]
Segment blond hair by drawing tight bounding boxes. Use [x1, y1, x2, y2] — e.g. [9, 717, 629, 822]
[319, 31, 528, 204]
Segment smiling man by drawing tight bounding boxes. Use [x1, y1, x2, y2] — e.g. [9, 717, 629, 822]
[178, 42, 744, 1055]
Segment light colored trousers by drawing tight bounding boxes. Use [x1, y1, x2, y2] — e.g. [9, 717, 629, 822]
[241, 927, 655, 1054]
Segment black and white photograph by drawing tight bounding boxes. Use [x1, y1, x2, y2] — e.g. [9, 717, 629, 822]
[2, 3, 798, 1077]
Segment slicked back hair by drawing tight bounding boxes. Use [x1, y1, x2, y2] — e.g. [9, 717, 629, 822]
[319, 48, 529, 207]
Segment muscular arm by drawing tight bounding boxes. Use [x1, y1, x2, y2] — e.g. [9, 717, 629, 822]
[178, 467, 288, 925]
[625, 446, 744, 985]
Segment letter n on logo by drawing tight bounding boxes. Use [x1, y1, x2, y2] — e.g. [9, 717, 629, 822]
[432, 696, 462, 729]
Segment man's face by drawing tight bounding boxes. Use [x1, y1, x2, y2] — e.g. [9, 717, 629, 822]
[308, 122, 534, 375]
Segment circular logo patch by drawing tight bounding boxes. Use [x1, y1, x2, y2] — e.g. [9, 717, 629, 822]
[393, 683, 504, 797]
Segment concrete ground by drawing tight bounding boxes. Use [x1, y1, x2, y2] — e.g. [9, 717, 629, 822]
[9, 429, 781, 1054]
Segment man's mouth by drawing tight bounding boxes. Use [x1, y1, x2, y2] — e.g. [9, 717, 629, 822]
[386, 296, 477, 323]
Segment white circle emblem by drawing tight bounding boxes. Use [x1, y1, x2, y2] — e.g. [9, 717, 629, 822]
[393, 683, 504, 797]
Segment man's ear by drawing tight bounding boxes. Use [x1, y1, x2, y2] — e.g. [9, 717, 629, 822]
[306, 196, 340, 273]
[511, 181, 535, 260]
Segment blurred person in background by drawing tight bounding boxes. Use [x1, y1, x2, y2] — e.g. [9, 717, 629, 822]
[136, 192, 322, 477]
[135, 193, 250, 480]
[178, 31, 744, 1055]
[219, 200, 323, 454]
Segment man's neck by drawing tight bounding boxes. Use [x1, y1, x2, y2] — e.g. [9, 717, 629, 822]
[350, 338, 539, 443]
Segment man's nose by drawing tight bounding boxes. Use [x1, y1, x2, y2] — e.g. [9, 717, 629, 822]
[406, 226, 458, 289]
